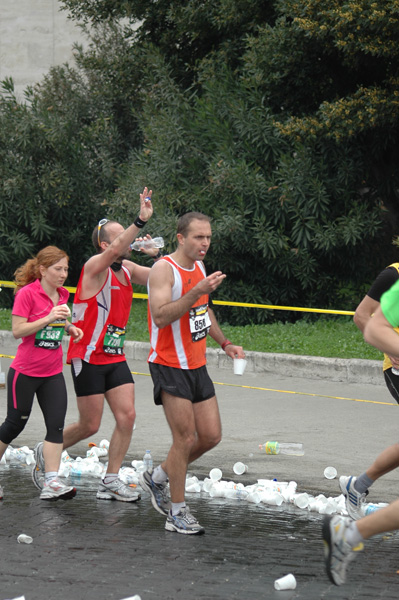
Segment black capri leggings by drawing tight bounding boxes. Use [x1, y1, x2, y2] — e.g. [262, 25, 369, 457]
[0, 368, 67, 445]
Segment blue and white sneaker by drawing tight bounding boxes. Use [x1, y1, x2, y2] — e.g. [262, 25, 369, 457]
[165, 506, 205, 535]
[339, 476, 368, 520]
[139, 470, 170, 515]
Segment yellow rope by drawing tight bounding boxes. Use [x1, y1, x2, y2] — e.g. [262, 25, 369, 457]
[0, 280, 355, 316]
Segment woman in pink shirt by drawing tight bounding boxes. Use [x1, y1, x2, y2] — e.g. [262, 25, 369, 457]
[0, 246, 83, 501]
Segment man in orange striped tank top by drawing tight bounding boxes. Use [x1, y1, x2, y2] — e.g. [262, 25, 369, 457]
[140, 211, 245, 534]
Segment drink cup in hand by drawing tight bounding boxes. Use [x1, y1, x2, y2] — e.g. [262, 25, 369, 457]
[233, 358, 247, 376]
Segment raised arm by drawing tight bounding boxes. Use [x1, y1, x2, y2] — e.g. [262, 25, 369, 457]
[85, 188, 153, 277]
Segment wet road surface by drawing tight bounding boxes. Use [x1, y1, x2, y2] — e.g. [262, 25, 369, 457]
[2, 465, 399, 600]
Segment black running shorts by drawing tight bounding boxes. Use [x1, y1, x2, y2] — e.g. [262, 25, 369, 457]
[71, 359, 134, 397]
[149, 363, 215, 406]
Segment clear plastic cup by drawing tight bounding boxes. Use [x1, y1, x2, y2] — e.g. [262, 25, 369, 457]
[209, 468, 222, 481]
[203, 478, 214, 493]
[233, 461, 248, 475]
[274, 573, 297, 590]
[233, 358, 247, 376]
[324, 466, 337, 479]
[293, 493, 309, 509]
[17, 534, 33, 544]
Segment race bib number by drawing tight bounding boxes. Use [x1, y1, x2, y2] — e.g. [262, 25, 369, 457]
[103, 324, 126, 355]
[189, 304, 211, 342]
[34, 319, 65, 350]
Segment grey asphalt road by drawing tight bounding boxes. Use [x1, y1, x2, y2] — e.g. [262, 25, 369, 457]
[1, 335, 399, 599]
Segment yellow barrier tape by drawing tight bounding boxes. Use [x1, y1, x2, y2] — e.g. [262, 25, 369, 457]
[0, 354, 391, 405]
[0, 280, 355, 316]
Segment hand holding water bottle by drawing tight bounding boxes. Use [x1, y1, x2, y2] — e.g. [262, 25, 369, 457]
[130, 235, 164, 258]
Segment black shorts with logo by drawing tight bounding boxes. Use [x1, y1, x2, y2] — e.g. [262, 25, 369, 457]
[149, 363, 215, 406]
[71, 359, 134, 397]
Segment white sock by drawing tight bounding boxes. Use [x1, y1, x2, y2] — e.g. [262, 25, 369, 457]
[45, 472, 58, 484]
[171, 502, 186, 516]
[345, 520, 364, 547]
[103, 473, 118, 485]
[152, 465, 168, 484]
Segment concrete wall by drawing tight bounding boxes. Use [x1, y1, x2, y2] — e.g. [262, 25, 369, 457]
[0, 0, 88, 99]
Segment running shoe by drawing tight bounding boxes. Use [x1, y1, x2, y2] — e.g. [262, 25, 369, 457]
[339, 475, 368, 520]
[31, 441, 45, 491]
[96, 478, 141, 502]
[139, 470, 170, 515]
[322, 515, 364, 585]
[165, 506, 205, 535]
[40, 479, 76, 501]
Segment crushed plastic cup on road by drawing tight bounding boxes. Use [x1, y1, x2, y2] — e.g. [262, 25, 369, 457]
[324, 466, 337, 479]
[17, 534, 33, 544]
[233, 461, 248, 475]
[274, 573, 297, 590]
[292, 493, 309, 509]
[233, 358, 247, 376]
[209, 468, 222, 481]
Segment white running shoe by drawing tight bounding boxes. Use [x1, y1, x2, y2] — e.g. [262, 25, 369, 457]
[322, 515, 364, 585]
[40, 479, 76, 501]
[31, 441, 45, 491]
[96, 477, 141, 502]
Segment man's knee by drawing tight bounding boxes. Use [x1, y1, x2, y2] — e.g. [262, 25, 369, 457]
[198, 430, 221, 452]
[115, 406, 136, 431]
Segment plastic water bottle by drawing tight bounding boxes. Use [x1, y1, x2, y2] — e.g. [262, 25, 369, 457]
[364, 504, 380, 516]
[130, 237, 164, 251]
[259, 441, 304, 456]
[364, 502, 388, 515]
[143, 450, 153, 473]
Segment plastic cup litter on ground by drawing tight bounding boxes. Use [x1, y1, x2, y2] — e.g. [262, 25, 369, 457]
[274, 573, 297, 590]
[324, 466, 337, 479]
[233, 461, 248, 475]
[17, 534, 33, 544]
[209, 468, 222, 481]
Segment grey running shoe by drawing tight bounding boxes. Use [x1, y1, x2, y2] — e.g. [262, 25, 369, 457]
[165, 506, 205, 535]
[40, 479, 76, 501]
[96, 478, 141, 502]
[339, 475, 368, 520]
[31, 441, 45, 491]
[322, 515, 364, 585]
[139, 470, 170, 515]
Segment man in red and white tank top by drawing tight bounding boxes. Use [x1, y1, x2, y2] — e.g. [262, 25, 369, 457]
[140, 211, 245, 534]
[62, 187, 157, 502]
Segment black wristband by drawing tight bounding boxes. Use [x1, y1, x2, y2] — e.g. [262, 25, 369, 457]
[134, 216, 147, 229]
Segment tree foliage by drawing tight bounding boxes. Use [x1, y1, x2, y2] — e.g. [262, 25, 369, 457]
[1, 0, 398, 320]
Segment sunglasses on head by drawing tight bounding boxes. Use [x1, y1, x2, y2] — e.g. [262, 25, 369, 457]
[97, 219, 109, 245]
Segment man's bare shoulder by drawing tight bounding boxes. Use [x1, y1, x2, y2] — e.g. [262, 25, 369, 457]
[78, 255, 109, 298]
